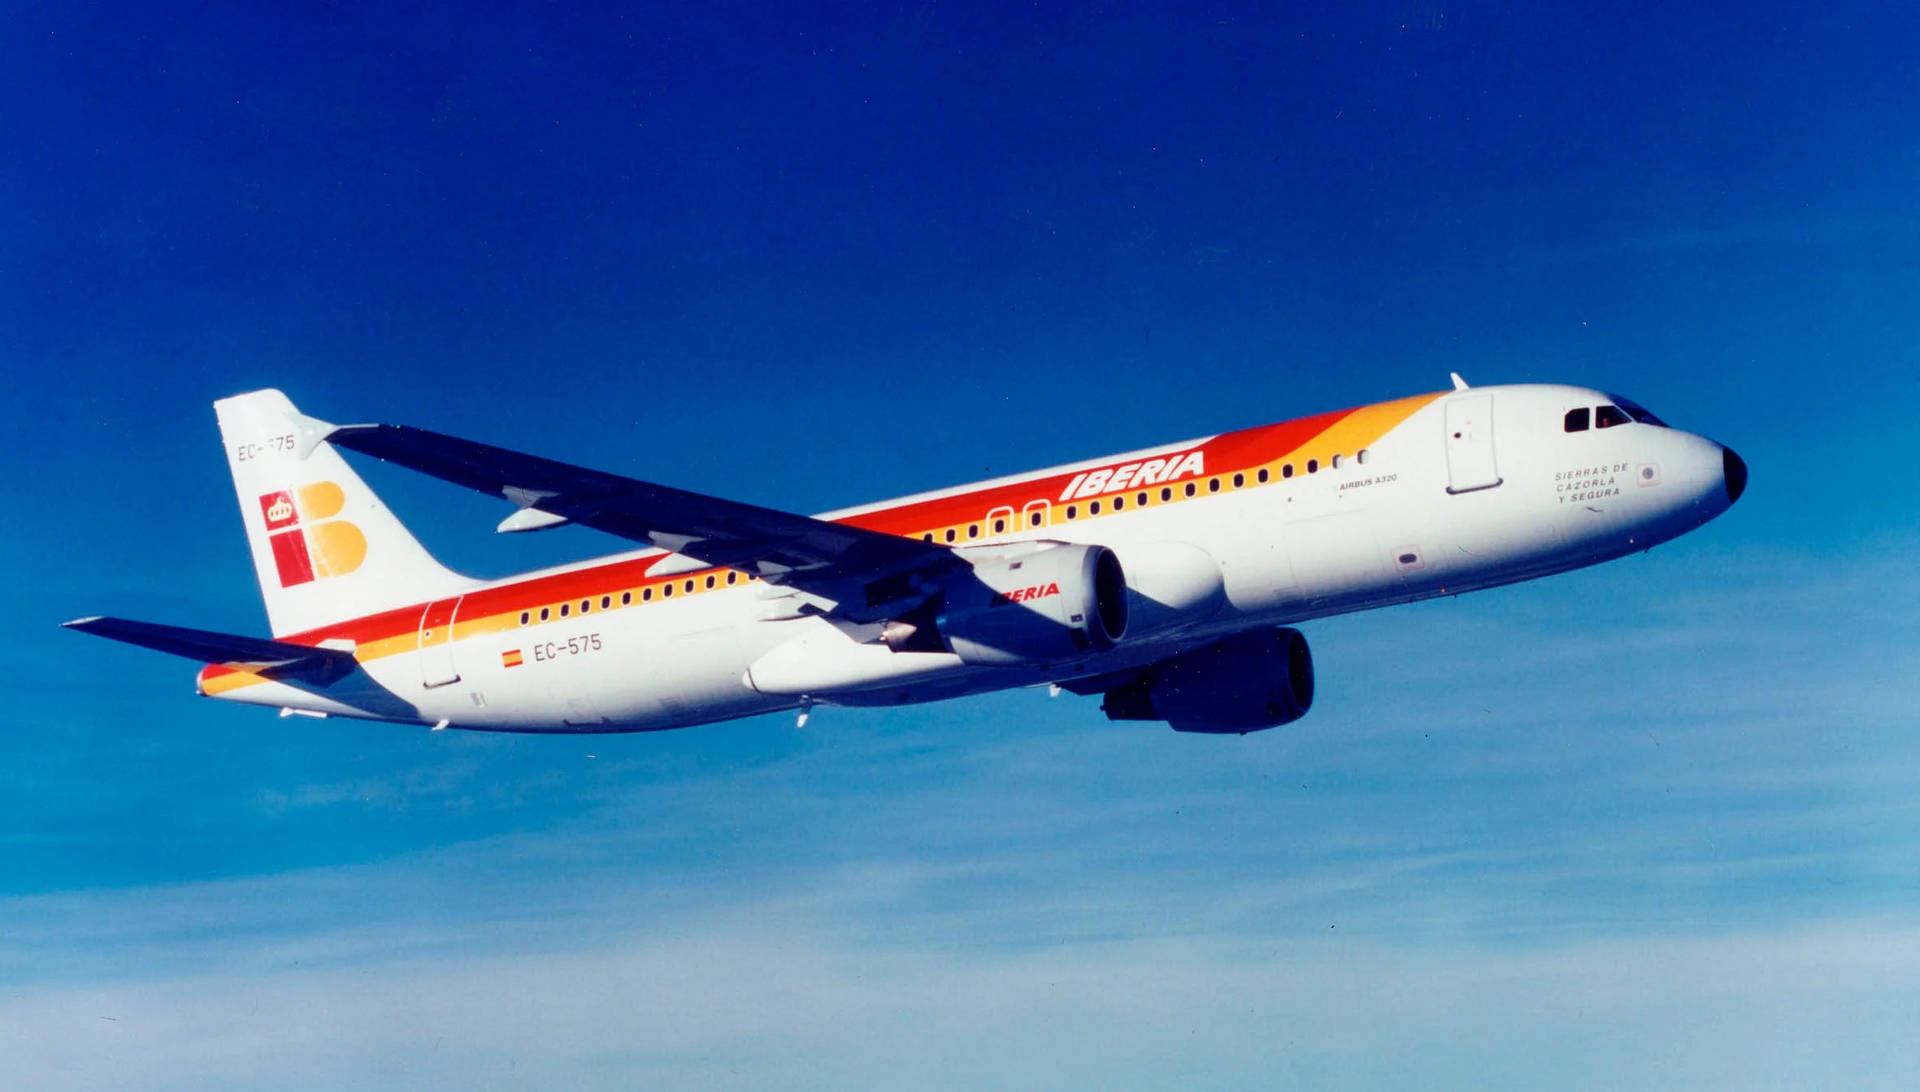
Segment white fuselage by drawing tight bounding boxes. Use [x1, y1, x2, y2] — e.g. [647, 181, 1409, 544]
[206, 384, 1740, 732]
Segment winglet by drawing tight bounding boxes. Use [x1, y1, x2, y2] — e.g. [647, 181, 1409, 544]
[289, 411, 340, 460]
[1450, 372, 1470, 391]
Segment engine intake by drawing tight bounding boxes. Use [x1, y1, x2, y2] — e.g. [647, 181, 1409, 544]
[1102, 627, 1314, 734]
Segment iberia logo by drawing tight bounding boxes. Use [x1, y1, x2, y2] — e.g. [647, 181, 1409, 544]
[1057, 450, 1205, 501]
[257, 482, 366, 587]
[990, 582, 1062, 608]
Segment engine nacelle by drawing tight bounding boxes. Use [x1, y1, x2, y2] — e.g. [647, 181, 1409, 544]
[886, 544, 1128, 667]
[1109, 540, 1226, 639]
[1101, 627, 1314, 734]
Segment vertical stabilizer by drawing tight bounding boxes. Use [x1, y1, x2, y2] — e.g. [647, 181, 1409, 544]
[214, 389, 476, 636]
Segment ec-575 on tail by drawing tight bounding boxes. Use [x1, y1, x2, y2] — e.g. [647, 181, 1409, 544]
[67, 378, 1745, 734]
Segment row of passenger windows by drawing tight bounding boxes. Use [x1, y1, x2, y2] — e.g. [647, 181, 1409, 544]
[512, 447, 1372, 625]
[516, 569, 756, 626]
[914, 449, 1369, 543]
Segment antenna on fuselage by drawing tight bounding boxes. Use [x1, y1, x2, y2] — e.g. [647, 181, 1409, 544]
[1450, 372, 1470, 390]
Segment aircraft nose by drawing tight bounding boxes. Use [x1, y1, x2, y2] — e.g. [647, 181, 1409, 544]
[1723, 447, 1748, 505]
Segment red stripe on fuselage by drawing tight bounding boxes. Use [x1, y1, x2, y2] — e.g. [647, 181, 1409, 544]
[837, 406, 1351, 535]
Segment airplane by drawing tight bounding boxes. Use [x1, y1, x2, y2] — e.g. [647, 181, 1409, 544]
[65, 376, 1745, 735]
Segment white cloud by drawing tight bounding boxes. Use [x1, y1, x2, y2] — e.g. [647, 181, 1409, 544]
[9, 546, 1918, 1089]
[5, 865, 1920, 1091]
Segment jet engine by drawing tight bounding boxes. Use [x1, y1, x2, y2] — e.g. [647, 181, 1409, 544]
[882, 544, 1128, 666]
[1100, 627, 1314, 734]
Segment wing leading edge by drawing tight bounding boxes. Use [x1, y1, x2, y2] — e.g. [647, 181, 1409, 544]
[321, 420, 960, 606]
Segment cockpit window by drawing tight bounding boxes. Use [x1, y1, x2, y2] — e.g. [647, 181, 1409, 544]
[1594, 404, 1631, 429]
[1610, 395, 1669, 427]
[1564, 407, 1591, 433]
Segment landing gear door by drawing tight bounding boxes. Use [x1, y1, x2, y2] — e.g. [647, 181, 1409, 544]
[1444, 395, 1503, 494]
[417, 596, 462, 688]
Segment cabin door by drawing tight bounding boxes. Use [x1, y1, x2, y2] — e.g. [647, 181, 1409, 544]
[417, 596, 463, 688]
[1444, 395, 1503, 494]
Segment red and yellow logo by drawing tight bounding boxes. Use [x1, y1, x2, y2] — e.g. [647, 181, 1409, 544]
[258, 482, 366, 587]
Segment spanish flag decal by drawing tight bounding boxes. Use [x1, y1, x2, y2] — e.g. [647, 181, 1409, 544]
[501, 649, 524, 668]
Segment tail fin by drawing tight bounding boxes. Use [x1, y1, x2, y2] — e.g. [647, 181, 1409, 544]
[215, 389, 476, 637]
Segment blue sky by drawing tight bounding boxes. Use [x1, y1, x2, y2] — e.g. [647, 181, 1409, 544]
[4, 2, 1919, 1087]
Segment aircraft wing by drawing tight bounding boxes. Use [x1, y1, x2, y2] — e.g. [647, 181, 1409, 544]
[322, 420, 959, 604]
[63, 616, 357, 681]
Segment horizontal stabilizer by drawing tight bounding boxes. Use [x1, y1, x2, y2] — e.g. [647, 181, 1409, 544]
[62, 616, 357, 682]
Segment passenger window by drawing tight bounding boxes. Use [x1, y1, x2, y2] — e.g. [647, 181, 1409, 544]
[540, 607, 551, 621]
[1357, 449, 1370, 465]
[1232, 472, 1244, 488]
[967, 524, 979, 539]
[662, 584, 673, 598]
[944, 528, 956, 543]
[1160, 486, 1172, 502]
[601, 595, 611, 610]
[1184, 482, 1197, 497]
[1595, 404, 1630, 429]
[993, 517, 1005, 533]
[1090, 500, 1102, 515]
[622, 591, 632, 606]
[643, 587, 653, 602]
[1307, 458, 1319, 474]
[1066, 505, 1077, 520]
[922, 532, 934, 542]
[684, 580, 695, 594]
[1136, 491, 1148, 506]
[580, 599, 591, 614]
[559, 603, 570, 617]
[1282, 463, 1294, 479]
[519, 611, 530, 626]
[1029, 510, 1043, 527]
[705, 575, 716, 589]
[1330, 454, 1342, 470]
[1112, 496, 1125, 510]
[1208, 478, 1220, 493]
[1257, 468, 1269, 483]
[726, 572, 738, 585]
[1564, 407, 1591, 432]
